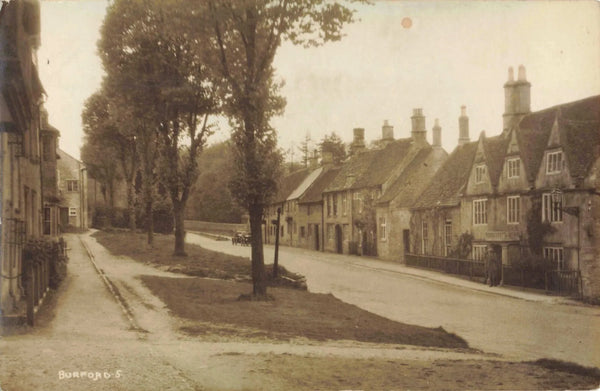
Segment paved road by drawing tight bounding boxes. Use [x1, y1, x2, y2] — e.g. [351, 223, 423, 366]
[187, 232, 600, 368]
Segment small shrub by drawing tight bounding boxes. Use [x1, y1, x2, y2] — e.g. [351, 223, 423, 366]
[22, 237, 68, 289]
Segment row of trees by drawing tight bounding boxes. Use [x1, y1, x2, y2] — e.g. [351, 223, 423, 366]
[82, 0, 361, 298]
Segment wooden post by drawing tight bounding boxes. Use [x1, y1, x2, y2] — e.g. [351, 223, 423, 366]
[26, 264, 34, 327]
[273, 207, 281, 279]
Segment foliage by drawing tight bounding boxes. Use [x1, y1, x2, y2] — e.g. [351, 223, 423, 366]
[526, 197, 555, 256]
[353, 192, 377, 256]
[298, 133, 313, 168]
[319, 132, 347, 164]
[22, 237, 68, 289]
[186, 141, 245, 223]
[449, 232, 473, 259]
[200, 0, 363, 296]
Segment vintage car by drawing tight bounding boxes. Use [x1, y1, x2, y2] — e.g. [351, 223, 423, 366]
[231, 231, 251, 246]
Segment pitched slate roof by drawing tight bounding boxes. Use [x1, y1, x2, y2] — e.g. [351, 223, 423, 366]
[515, 95, 600, 182]
[351, 139, 415, 190]
[298, 166, 342, 204]
[483, 135, 509, 186]
[412, 141, 478, 209]
[377, 147, 438, 206]
[324, 138, 416, 193]
[287, 166, 323, 201]
[272, 168, 311, 204]
[323, 149, 379, 192]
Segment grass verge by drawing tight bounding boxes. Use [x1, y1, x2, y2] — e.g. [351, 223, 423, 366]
[92, 231, 305, 288]
[141, 275, 468, 348]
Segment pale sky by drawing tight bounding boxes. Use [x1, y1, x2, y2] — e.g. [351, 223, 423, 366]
[38, 0, 600, 160]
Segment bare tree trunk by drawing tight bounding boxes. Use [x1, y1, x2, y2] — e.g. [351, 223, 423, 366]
[249, 204, 267, 296]
[173, 201, 186, 256]
[126, 178, 136, 232]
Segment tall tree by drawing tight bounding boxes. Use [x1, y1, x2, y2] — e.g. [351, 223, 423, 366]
[81, 87, 138, 230]
[298, 133, 312, 168]
[320, 132, 347, 164]
[99, 0, 217, 253]
[202, 0, 361, 297]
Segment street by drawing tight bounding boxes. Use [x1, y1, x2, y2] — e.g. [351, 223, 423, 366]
[186, 232, 600, 368]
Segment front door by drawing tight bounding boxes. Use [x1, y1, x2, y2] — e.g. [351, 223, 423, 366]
[335, 224, 343, 254]
[403, 229, 410, 254]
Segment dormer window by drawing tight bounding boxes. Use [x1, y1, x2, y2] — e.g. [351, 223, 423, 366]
[507, 158, 520, 178]
[475, 165, 486, 183]
[546, 151, 563, 174]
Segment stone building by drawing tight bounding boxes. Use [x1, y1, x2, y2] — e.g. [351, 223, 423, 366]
[322, 114, 444, 256]
[410, 66, 600, 300]
[0, 0, 44, 315]
[375, 118, 448, 261]
[40, 108, 61, 237]
[57, 149, 88, 230]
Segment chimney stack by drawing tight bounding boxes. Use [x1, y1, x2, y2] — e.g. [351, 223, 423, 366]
[309, 149, 319, 169]
[503, 64, 531, 132]
[432, 118, 442, 148]
[382, 120, 394, 140]
[350, 127, 366, 155]
[321, 150, 334, 165]
[458, 105, 470, 146]
[411, 108, 427, 144]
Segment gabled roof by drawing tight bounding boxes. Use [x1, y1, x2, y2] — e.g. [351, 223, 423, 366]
[515, 95, 600, 182]
[324, 138, 416, 193]
[351, 138, 415, 190]
[482, 135, 509, 187]
[377, 147, 439, 206]
[272, 168, 311, 204]
[412, 141, 478, 209]
[324, 149, 378, 192]
[287, 166, 323, 201]
[299, 165, 342, 204]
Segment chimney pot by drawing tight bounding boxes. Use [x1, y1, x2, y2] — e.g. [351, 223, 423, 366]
[460, 105, 466, 117]
[508, 66, 514, 82]
[458, 106, 470, 146]
[518, 65, 526, 81]
[432, 118, 442, 147]
[382, 120, 394, 141]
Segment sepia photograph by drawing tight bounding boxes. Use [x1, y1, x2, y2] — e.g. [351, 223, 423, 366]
[1, 0, 600, 389]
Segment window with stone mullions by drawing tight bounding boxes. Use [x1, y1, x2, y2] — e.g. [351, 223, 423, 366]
[542, 193, 562, 223]
[507, 158, 520, 178]
[546, 151, 563, 174]
[473, 199, 487, 225]
[544, 247, 564, 270]
[507, 196, 520, 224]
[475, 165, 486, 183]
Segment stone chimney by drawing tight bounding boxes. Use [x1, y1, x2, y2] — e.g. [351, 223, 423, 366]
[432, 118, 442, 148]
[410, 108, 427, 144]
[458, 106, 470, 146]
[350, 127, 366, 155]
[321, 150, 334, 165]
[503, 64, 531, 132]
[382, 120, 394, 140]
[308, 149, 319, 169]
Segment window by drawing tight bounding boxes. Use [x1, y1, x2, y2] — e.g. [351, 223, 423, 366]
[473, 199, 488, 225]
[43, 207, 51, 235]
[472, 245, 486, 261]
[475, 165, 486, 183]
[546, 151, 563, 174]
[300, 226, 305, 238]
[379, 217, 387, 241]
[507, 196, 520, 224]
[67, 180, 79, 192]
[327, 224, 333, 240]
[421, 221, 428, 254]
[544, 247, 564, 270]
[69, 207, 77, 217]
[342, 193, 347, 216]
[326, 195, 331, 217]
[542, 193, 562, 223]
[507, 158, 520, 178]
[444, 220, 452, 256]
[333, 194, 338, 216]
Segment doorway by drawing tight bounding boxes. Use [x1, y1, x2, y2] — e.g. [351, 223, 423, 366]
[403, 229, 410, 254]
[335, 224, 343, 254]
[314, 224, 320, 251]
